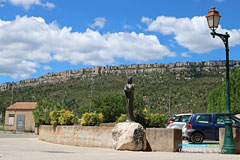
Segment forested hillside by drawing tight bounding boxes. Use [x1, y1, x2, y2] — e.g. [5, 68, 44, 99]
[0, 60, 239, 116]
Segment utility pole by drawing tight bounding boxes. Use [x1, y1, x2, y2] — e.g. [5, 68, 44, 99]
[168, 87, 171, 116]
[10, 85, 14, 105]
[89, 77, 93, 113]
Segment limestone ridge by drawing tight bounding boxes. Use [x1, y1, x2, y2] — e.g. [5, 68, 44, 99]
[1, 60, 240, 91]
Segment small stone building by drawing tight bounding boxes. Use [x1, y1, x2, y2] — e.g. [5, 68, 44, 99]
[5, 102, 37, 132]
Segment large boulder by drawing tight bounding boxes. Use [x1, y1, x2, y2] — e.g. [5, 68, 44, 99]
[112, 122, 147, 151]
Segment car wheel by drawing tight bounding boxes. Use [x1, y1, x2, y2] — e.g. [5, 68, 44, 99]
[191, 132, 204, 144]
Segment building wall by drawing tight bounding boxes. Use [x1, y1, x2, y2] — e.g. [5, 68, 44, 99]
[5, 110, 35, 132]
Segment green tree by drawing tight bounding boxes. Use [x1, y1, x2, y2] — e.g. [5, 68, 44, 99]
[207, 68, 240, 114]
[33, 100, 63, 127]
[93, 94, 125, 122]
[78, 93, 146, 123]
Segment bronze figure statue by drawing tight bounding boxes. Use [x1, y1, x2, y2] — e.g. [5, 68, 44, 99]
[124, 76, 135, 122]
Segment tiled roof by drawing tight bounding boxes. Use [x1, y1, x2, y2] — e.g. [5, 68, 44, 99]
[6, 102, 37, 110]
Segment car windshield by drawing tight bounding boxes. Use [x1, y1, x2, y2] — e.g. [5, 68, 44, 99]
[182, 115, 191, 122]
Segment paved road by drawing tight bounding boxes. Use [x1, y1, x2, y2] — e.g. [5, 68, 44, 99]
[181, 140, 220, 153]
[0, 132, 239, 160]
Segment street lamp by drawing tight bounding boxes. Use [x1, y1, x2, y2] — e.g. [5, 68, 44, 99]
[206, 7, 236, 154]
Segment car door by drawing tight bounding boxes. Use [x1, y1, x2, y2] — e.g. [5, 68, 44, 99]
[214, 114, 225, 139]
[194, 114, 215, 139]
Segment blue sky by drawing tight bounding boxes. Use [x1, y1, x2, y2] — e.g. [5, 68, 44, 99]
[0, 0, 239, 84]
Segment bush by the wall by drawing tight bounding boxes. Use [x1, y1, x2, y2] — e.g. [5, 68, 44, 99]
[77, 93, 146, 123]
[50, 109, 74, 126]
[145, 113, 168, 128]
[33, 100, 63, 127]
[81, 112, 103, 126]
[116, 114, 127, 122]
[116, 108, 168, 128]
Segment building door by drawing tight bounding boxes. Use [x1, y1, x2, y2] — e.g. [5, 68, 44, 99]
[16, 114, 25, 132]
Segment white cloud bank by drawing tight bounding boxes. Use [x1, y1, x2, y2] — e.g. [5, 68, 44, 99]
[142, 16, 240, 53]
[0, 16, 175, 79]
[90, 17, 106, 29]
[3, 0, 55, 9]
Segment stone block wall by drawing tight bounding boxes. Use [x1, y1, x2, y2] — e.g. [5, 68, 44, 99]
[146, 128, 182, 152]
[39, 125, 114, 148]
[39, 125, 182, 152]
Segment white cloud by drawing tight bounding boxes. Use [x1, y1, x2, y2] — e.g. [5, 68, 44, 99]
[181, 52, 191, 57]
[42, 1, 55, 8]
[43, 65, 52, 70]
[90, 17, 106, 29]
[0, 16, 174, 79]
[143, 16, 240, 53]
[5, 0, 55, 9]
[141, 17, 152, 25]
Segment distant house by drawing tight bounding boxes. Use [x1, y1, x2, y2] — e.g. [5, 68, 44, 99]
[5, 102, 37, 132]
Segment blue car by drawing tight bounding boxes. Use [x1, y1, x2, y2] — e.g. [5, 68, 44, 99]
[185, 113, 240, 144]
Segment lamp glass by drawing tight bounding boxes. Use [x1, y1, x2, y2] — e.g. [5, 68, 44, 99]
[207, 15, 214, 29]
[213, 15, 220, 29]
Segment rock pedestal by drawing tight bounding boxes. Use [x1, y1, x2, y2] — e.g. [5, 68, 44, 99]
[112, 122, 147, 151]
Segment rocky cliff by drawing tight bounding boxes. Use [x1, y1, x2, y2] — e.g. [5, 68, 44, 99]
[1, 60, 240, 91]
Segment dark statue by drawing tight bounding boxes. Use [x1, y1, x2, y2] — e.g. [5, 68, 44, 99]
[124, 76, 135, 122]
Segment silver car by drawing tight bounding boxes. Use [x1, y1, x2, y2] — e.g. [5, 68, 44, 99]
[166, 113, 192, 138]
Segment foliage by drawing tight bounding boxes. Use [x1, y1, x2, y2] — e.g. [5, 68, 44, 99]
[33, 100, 63, 127]
[207, 68, 240, 114]
[77, 93, 145, 123]
[145, 113, 168, 128]
[80, 112, 103, 126]
[116, 114, 127, 122]
[134, 109, 147, 126]
[50, 109, 74, 126]
[0, 61, 237, 116]
[58, 109, 74, 125]
[92, 94, 125, 123]
[116, 109, 168, 128]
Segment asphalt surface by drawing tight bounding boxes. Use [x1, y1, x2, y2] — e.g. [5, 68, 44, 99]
[0, 132, 239, 160]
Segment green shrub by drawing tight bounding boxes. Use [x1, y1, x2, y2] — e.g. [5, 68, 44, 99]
[145, 113, 168, 128]
[33, 100, 63, 127]
[134, 109, 146, 127]
[58, 109, 74, 125]
[116, 108, 168, 128]
[49, 110, 58, 126]
[78, 93, 146, 123]
[81, 112, 103, 126]
[116, 114, 127, 122]
[49, 109, 74, 126]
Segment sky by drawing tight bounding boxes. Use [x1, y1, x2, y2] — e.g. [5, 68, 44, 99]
[0, 0, 240, 84]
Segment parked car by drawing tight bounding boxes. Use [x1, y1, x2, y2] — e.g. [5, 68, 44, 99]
[185, 113, 240, 144]
[167, 113, 192, 127]
[166, 113, 192, 137]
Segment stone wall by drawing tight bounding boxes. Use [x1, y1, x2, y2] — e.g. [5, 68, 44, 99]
[39, 125, 114, 148]
[39, 125, 182, 152]
[219, 128, 240, 154]
[146, 128, 182, 152]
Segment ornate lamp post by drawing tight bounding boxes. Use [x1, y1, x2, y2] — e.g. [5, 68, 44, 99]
[206, 7, 236, 154]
